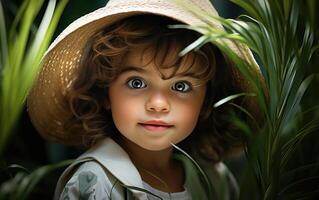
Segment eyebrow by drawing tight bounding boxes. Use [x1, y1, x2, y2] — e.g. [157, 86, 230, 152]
[118, 66, 148, 74]
[119, 65, 200, 79]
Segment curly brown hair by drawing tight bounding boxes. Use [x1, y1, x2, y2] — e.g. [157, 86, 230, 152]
[65, 15, 252, 162]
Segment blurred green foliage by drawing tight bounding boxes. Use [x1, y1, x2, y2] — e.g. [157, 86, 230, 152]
[0, 0, 71, 198]
[175, 0, 319, 199]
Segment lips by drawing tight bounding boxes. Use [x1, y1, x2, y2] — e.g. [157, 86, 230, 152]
[139, 120, 174, 132]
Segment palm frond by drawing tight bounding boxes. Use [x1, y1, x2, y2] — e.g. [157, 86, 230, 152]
[174, 0, 319, 199]
[213, 93, 255, 108]
[0, 159, 73, 199]
[0, 0, 69, 156]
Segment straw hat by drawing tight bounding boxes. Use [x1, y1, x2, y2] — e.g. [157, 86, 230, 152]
[27, 0, 263, 145]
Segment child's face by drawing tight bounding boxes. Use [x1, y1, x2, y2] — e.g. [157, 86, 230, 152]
[108, 47, 207, 151]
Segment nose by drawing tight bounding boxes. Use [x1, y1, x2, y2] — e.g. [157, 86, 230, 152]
[146, 92, 170, 113]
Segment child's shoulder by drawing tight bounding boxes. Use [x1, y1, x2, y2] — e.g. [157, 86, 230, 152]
[55, 160, 124, 200]
[67, 160, 110, 181]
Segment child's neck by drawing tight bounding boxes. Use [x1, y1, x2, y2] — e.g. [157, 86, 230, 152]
[118, 136, 173, 171]
[117, 137, 185, 192]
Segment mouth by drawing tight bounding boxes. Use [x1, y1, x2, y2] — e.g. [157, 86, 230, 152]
[138, 120, 174, 132]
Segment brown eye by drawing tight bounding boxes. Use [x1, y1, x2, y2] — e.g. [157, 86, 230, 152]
[127, 78, 146, 89]
[172, 81, 192, 93]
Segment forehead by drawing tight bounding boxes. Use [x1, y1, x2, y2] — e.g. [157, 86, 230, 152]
[122, 43, 207, 78]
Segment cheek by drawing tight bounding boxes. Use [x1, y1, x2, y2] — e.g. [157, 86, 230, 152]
[175, 97, 204, 132]
[109, 92, 141, 129]
[180, 104, 201, 127]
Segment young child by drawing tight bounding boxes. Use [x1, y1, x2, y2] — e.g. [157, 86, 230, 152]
[28, 0, 264, 199]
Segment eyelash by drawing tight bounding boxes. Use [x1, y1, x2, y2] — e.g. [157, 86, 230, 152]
[126, 77, 193, 93]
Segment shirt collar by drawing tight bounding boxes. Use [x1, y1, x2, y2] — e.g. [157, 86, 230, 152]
[78, 137, 147, 199]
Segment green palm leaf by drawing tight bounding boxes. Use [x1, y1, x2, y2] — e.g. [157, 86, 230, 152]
[0, 159, 73, 200]
[0, 0, 69, 156]
[174, 0, 319, 199]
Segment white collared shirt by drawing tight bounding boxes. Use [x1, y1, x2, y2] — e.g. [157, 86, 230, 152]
[54, 137, 238, 200]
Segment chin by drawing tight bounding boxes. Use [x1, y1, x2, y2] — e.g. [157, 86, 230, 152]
[138, 141, 173, 151]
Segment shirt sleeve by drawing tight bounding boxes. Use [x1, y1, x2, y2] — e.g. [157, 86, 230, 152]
[58, 161, 116, 200]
